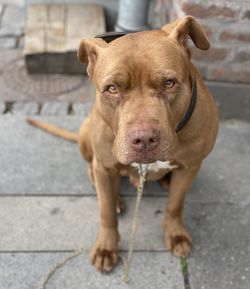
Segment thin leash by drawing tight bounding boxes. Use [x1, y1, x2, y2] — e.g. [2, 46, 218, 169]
[37, 164, 148, 288]
[122, 163, 148, 282]
[37, 248, 86, 289]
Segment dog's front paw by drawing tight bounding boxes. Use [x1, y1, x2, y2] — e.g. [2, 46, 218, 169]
[90, 229, 119, 272]
[165, 222, 192, 257]
[91, 247, 119, 272]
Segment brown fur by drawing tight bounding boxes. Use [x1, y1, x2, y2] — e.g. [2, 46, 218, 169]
[28, 16, 218, 272]
[27, 118, 78, 142]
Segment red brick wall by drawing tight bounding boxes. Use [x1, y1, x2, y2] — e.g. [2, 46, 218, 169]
[156, 0, 250, 84]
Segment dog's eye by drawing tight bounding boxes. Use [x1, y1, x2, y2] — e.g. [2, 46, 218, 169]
[107, 85, 117, 94]
[164, 79, 175, 89]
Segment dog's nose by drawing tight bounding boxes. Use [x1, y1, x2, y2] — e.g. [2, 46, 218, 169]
[130, 128, 160, 152]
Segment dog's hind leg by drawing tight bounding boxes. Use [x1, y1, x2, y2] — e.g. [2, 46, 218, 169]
[79, 117, 95, 186]
[78, 116, 93, 162]
[159, 172, 171, 192]
[116, 194, 126, 215]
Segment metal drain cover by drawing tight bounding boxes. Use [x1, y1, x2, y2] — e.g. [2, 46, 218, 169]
[3, 58, 83, 96]
[0, 54, 94, 102]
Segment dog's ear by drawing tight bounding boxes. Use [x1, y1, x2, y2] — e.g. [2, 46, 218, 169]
[162, 16, 210, 51]
[78, 38, 107, 78]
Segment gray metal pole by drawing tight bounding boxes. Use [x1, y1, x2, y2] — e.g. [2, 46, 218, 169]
[116, 0, 151, 32]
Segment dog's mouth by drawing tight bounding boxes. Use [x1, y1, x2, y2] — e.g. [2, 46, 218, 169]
[117, 149, 170, 166]
[128, 154, 166, 165]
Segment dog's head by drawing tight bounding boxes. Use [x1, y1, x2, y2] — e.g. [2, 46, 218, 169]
[78, 16, 210, 165]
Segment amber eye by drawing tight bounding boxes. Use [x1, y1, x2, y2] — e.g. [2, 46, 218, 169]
[107, 85, 117, 94]
[164, 79, 175, 89]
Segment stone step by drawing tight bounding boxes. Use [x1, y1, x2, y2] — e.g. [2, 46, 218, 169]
[0, 252, 184, 289]
[24, 4, 106, 74]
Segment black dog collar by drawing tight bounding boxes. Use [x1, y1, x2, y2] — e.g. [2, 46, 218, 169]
[175, 79, 197, 132]
[96, 32, 197, 133]
[96, 31, 128, 43]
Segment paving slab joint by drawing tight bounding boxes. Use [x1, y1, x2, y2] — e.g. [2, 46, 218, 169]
[16, 34, 25, 48]
[180, 257, 191, 289]
[3, 101, 13, 114]
[38, 103, 42, 114]
[68, 103, 74, 115]
[0, 101, 93, 116]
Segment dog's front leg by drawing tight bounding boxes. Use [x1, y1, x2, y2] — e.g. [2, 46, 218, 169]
[164, 165, 200, 257]
[90, 157, 120, 272]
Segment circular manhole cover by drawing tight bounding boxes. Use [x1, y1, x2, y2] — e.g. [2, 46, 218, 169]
[2, 57, 84, 97]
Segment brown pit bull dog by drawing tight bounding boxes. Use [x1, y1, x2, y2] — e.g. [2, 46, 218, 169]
[28, 16, 219, 272]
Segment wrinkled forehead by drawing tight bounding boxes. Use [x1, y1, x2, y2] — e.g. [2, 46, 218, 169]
[96, 31, 188, 83]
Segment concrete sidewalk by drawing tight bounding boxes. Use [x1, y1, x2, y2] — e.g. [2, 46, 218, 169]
[0, 113, 249, 289]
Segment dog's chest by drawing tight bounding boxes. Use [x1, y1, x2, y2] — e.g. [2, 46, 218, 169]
[131, 161, 178, 174]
